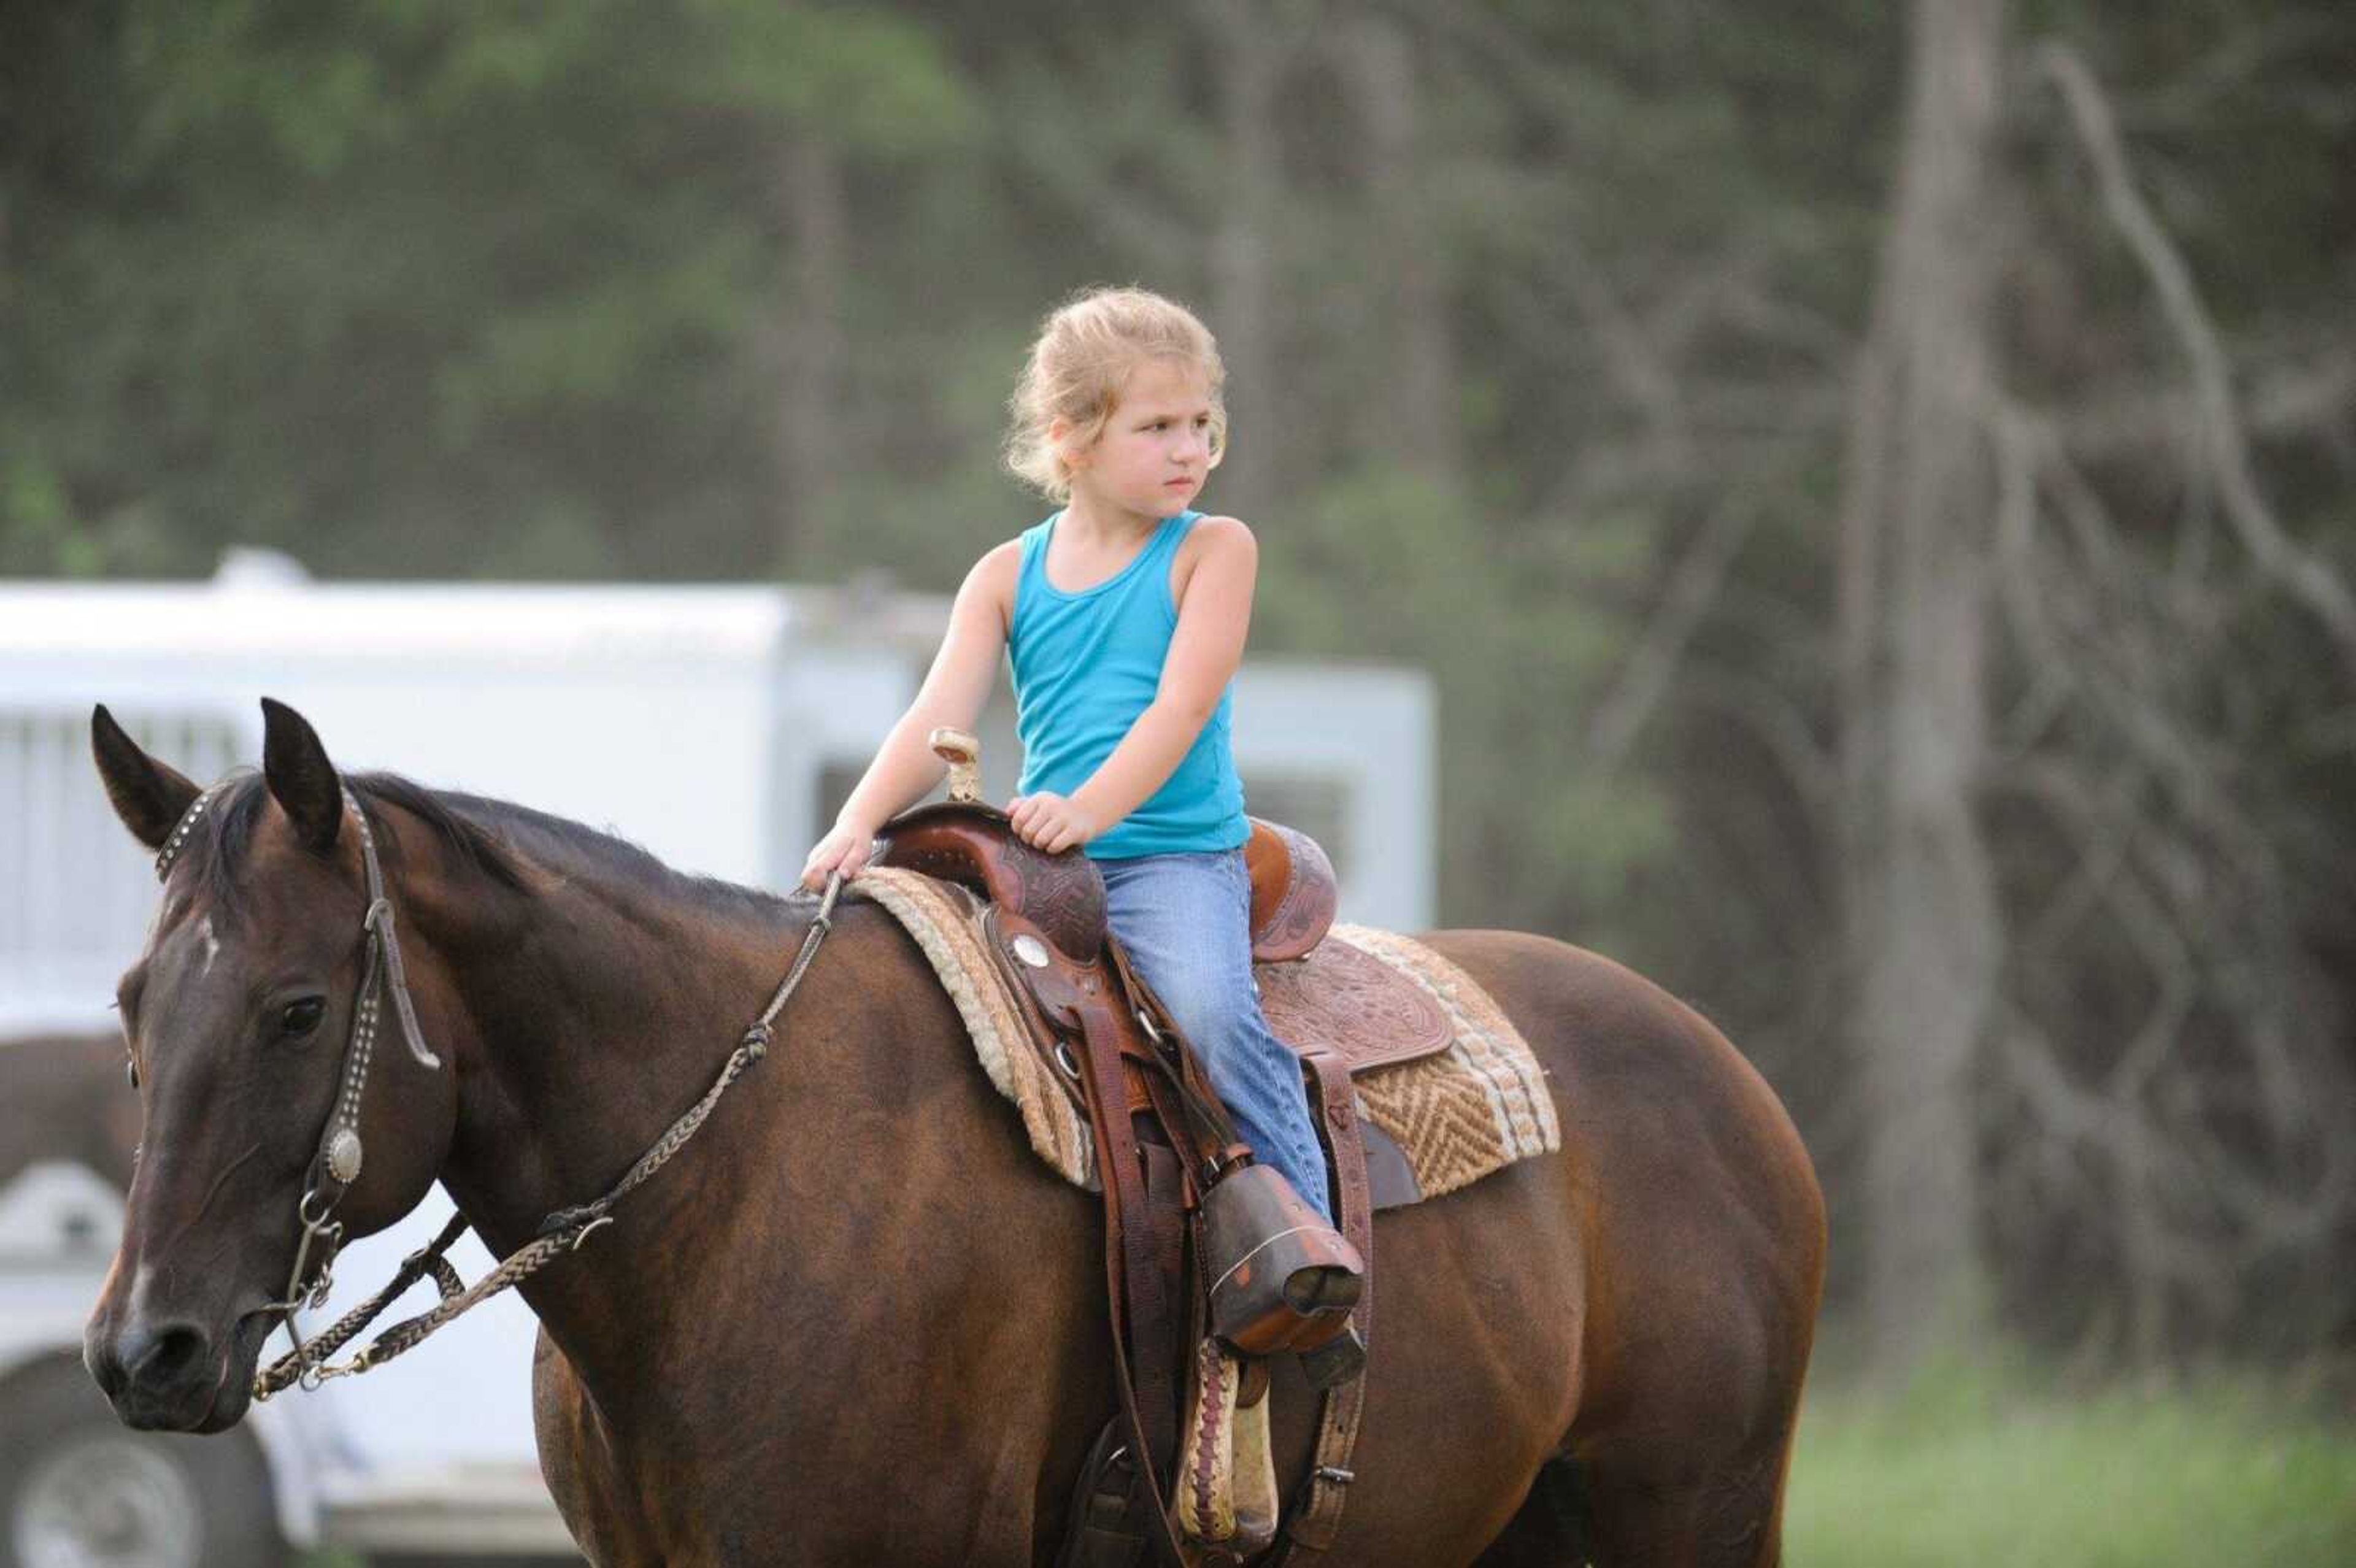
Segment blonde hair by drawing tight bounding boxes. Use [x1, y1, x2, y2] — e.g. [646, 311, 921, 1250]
[1004, 285, 1228, 502]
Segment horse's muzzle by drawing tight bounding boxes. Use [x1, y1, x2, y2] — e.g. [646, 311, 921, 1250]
[85, 1315, 253, 1433]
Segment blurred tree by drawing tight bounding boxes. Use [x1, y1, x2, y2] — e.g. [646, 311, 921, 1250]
[1834, 0, 2008, 1372]
[0, 0, 971, 580]
[5, 0, 2352, 1372]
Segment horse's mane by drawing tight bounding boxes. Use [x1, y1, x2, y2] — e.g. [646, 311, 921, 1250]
[190, 771, 804, 924]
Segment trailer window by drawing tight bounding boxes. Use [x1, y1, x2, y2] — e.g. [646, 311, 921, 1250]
[0, 708, 243, 1032]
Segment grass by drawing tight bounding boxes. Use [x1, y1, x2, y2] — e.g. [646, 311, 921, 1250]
[1783, 1356, 2356, 1567]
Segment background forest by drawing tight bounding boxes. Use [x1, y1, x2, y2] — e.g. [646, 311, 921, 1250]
[6, 1, 2355, 1556]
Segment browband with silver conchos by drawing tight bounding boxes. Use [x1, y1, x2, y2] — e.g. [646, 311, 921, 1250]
[155, 770, 255, 882]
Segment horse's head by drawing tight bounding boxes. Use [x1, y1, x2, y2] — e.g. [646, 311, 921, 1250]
[83, 699, 460, 1432]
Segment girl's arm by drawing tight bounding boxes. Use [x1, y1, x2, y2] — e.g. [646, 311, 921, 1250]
[1011, 518, 1257, 853]
[801, 543, 1016, 888]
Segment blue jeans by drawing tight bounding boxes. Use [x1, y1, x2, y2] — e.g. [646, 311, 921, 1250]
[1097, 847, 1334, 1223]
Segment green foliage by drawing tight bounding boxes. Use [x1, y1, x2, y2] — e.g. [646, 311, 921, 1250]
[1252, 466, 1668, 937]
[0, 0, 973, 580]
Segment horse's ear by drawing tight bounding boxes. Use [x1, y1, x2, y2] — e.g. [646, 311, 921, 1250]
[261, 697, 342, 854]
[91, 705, 204, 851]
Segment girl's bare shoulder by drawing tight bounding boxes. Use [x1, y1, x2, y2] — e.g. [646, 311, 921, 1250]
[1178, 514, 1256, 561]
[962, 538, 1025, 634]
[1171, 515, 1257, 607]
[975, 536, 1025, 574]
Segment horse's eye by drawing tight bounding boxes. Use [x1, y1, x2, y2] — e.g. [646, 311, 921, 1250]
[280, 997, 327, 1038]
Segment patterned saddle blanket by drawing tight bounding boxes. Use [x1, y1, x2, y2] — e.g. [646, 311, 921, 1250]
[848, 866, 1559, 1205]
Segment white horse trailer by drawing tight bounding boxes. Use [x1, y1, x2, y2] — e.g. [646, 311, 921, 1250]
[0, 560, 1434, 1566]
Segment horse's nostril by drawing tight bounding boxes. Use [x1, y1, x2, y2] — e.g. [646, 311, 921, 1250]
[122, 1321, 212, 1389]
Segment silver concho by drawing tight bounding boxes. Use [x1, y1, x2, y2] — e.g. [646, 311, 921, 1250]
[326, 1126, 365, 1185]
[1009, 933, 1051, 969]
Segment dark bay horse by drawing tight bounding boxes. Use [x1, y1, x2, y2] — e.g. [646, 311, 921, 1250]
[82, 699, 1823, 1567]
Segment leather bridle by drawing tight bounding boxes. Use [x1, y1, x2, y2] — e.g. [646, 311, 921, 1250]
[152, 777, 445, 1389]
[145, 774, 842, 1398]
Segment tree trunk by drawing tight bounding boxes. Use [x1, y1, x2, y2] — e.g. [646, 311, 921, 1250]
[1834, 0, 2008, 1372]
[1337, 16, 1458, 483]
[1201, 0, 1284, 517]
[772, 133, 845, 574]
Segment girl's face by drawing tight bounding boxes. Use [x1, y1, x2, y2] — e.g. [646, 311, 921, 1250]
[1064, 356, 1216, 520]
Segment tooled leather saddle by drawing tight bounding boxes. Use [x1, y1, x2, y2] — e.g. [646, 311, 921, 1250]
[882, 776, 1456, 1077]
[875, 788, 1332, 966]
[869, 730, 1436, 1566]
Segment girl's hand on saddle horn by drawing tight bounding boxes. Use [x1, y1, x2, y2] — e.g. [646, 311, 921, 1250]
[800, 818, 878, 891]
[1006, 791, 1099, 856]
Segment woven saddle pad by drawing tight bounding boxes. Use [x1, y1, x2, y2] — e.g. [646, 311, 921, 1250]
[847, 867, 1560, 1203]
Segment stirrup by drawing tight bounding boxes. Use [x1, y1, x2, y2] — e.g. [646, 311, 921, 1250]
[1293, 1320, 1367, 1390]
[1202, 1164, 1364, 1356]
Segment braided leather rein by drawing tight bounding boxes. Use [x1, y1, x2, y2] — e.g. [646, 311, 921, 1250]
[144, 774, 844, 1399]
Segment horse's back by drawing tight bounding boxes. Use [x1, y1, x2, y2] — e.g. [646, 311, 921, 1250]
[1418, 926, 1823, 1267]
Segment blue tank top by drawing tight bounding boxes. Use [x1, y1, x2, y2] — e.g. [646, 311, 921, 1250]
[1009, 509, 1250, 860]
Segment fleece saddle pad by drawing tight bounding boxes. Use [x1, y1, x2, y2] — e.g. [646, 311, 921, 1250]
[847, 867, 1560, 1202]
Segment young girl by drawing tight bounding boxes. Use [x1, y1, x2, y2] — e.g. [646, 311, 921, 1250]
[799, 286, 1360, 1330]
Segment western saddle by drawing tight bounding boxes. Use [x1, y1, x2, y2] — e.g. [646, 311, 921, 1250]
[869, 730, 1380, 1568]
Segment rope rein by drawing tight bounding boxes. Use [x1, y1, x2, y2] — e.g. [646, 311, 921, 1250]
[253, 869, 845, 1400]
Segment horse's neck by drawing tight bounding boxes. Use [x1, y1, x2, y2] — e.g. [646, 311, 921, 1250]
[423, 871, 964, 1447]
[423, 850, 816, 1255]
